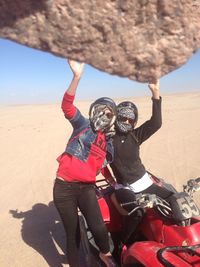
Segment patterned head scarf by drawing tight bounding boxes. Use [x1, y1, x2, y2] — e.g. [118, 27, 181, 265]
[115, 101, 138, 133]
[89, 97, 117, 132]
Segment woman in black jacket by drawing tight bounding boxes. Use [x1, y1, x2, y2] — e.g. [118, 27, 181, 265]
[104, 80, 175, 244]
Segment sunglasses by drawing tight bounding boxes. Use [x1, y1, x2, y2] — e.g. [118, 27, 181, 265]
[104, 111, 114, 119]
[118, 116, 135, 124]
[101, 108, 114, 119]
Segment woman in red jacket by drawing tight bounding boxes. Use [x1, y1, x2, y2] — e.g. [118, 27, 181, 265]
[53, 60, 117, 267]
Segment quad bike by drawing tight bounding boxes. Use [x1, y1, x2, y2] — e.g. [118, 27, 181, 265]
[79, 174, 200, 267]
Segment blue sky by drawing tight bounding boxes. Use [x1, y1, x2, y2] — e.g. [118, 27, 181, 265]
[0, 38, 200, 105]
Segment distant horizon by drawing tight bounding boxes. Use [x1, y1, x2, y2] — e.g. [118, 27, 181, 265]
[1, 88, 200, 108]
[0, 38, 200, 105]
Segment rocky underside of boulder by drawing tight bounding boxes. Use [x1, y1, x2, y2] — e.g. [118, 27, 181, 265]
[0, 0, 200, 82]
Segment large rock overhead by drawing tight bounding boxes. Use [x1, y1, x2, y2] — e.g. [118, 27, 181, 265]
[0, 0, 200, 82]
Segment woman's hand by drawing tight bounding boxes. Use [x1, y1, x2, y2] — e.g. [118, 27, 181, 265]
[64, 59, 85, 96]
[148, 79, 160, 99]
[68, 59, 84, 79]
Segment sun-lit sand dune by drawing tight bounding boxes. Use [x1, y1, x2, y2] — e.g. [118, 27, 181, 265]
[0, 91, 200, 267]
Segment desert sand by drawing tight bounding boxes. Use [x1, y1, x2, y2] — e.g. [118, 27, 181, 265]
[0, 91, 200, 267]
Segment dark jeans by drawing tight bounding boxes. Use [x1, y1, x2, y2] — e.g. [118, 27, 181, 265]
[53, 178, 110, 267]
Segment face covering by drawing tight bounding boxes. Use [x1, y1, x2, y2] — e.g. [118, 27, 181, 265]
[91, 104, 115, 132]
[115, 120, 133, 133]
[116, 107, 136, 133]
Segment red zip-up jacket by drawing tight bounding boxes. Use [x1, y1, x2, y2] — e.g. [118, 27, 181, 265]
[56, 92, 107, 183]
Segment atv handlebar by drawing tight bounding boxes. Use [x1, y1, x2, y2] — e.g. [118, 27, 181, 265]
[183, 177, 200, 196]
[121, 187, 200, 221]
[121, 193, 172, 217]
[95, 177, 200, 221]
[120, 176, 200, 213]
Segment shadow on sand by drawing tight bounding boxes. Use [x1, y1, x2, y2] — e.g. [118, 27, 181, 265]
[10, 201, 67, 267]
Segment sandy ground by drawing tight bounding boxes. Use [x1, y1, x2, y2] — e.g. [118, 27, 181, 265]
[0, 91, 200, 267]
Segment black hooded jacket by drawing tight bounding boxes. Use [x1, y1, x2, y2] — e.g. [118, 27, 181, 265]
[110, 97, 162, 185]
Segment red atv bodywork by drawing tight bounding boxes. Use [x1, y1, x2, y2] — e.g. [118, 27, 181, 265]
[97, 188, 200, 267]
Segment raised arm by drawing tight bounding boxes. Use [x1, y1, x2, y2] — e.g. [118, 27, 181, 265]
[61, 60, 84, 119]
[135, 79, 161, 144]
[66, 59, 84, 96]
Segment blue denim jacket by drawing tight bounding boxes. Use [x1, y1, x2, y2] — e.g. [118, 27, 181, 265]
[65, 109, 114, 166]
